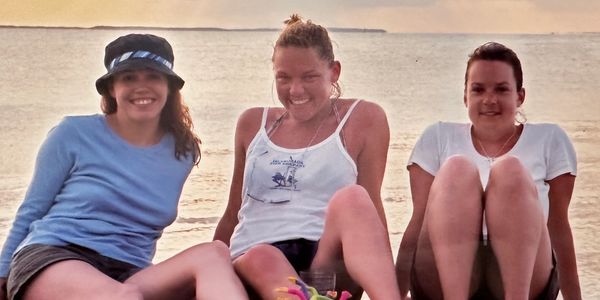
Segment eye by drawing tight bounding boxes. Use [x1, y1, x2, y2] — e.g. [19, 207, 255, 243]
[275, 74, 290, 83]
[470, 86, 484, 93]
[303, 74, 320, 82]
[495, 85, 510, 93]
[118, 72, 136, 82]
[147, 72, 165, 81]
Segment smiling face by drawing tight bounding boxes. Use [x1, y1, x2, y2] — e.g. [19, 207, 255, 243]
[464, 60, 525, 131]
[109, 68, 169, 125]
[273, 46, 340, 122]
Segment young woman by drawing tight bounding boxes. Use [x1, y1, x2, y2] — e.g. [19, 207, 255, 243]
[0, 33, 248, 300]
[396, 42, 581, 300]
[214, 15, 402, 300]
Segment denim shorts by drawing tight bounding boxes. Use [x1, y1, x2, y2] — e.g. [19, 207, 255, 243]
[409, 242, 560, 300]
[6, 244, 141, 300]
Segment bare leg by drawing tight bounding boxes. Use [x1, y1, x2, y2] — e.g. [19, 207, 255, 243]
[126, 240, 248, 300]
[23, 260, 142, 300]
[233, 244, 300, 300]
[310, 185, 401, 300]
[426, 156, 483, 300]
[485, 156, 553, 300]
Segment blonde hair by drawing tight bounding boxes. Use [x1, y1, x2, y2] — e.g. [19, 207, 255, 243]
[273, 14, 341, 98]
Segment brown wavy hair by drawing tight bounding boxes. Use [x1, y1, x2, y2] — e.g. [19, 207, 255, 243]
[273, 14, 341, 98]
[101, 80, 201, 165]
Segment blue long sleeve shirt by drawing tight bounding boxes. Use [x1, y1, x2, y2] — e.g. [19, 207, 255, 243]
[0, 114, 194, 276]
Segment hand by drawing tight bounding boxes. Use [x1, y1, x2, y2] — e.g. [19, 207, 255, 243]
[0, 277, 7, 300]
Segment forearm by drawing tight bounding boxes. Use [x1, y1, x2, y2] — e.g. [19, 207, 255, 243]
[396, 244, 414, 298]
[551, 228, 581, 300]
[396, 219, 422, 298]
[213, 213, 237, 246]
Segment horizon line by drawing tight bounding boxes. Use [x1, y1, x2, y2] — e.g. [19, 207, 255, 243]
[1, 24, 599, 35]
[0, 24, 387, 33]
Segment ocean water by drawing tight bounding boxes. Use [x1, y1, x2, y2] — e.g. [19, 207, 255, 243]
[0, 28, 598, 298]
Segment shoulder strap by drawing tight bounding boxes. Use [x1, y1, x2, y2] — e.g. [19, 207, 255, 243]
[261, 107, 269, 128]
[334, 99, 362, 134]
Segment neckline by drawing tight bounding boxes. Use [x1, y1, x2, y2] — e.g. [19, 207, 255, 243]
[100, 114, 168, 150]
[260, 99, 360, 152]
[468, 123, 526, 162]
[261, 124, 338, 153]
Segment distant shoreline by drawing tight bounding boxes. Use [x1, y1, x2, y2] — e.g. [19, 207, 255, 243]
[0, 25, 387, 33]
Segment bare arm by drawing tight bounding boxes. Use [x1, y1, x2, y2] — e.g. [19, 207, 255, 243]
[353, 101, 391, 228]
[546, 173, 581, 300]
[395, 164, 434, 298]
[213, 108, 263, 245]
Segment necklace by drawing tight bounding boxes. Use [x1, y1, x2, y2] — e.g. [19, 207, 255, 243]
[474, 126, 517, 164]
[267, 99, 337, 148]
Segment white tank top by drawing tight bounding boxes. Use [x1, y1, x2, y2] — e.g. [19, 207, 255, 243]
[230, 101, 360, 258]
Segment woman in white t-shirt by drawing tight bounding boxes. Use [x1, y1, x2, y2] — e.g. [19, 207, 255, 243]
[395, 42, 581, 300]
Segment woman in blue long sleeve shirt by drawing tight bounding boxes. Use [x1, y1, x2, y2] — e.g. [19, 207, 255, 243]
[0, 33, 248, 300]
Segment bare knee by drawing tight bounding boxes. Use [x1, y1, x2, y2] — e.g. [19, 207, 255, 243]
[437, 155, 480, 184]
[488, 156, 536, 198]
[429, 155, 481, 205]
[188, 240, 232, 264]
[489, 156, 531, 184]
[327, 184, 374, 217]
[234, 244, 285, 273]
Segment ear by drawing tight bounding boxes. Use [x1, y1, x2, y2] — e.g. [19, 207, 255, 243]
[517, 87, 526, 107]
[330, 60, 341, 83]
[463, 90, 468, 107]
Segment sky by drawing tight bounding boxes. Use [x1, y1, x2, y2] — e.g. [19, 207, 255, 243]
[2, 0, 600, 33]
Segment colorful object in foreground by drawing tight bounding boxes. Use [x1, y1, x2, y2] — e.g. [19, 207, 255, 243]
[275, 276, 352, 300]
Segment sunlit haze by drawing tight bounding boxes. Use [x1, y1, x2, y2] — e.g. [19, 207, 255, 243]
[2, 0, 600, 33]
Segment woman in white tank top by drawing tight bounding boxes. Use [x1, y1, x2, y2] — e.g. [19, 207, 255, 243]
[213, 14, 403, 300]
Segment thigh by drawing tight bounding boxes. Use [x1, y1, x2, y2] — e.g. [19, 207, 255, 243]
[412, 228, 485, 300]
[6, 244, 122, 300]
[22, 260, 130, 300]
[530, 230, 555, 298]
[411, 227, 443, 300]
[125, 243, 214, 300]
[484, 233, 554, 300]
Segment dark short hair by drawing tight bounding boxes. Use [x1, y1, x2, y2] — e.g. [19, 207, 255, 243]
[465, 42, 523, 91]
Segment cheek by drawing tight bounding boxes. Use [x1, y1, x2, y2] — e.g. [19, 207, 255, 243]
[274, 83, 288, 95]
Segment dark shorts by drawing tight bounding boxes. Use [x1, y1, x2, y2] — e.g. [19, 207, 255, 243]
[6, 244, 141, 300]
[244, 239, 319, 300]
[271, 238, 319, 272]
[410, 243, 560, 300]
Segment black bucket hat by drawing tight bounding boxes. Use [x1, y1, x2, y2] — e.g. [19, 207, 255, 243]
[95, 33, 185, 95]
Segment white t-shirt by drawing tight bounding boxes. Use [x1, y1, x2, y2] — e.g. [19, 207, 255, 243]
[408, 122, 577, 231]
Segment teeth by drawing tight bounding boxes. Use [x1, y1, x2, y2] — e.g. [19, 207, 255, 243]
[290, 98, 309, 105]
[132, 98, 152, 105]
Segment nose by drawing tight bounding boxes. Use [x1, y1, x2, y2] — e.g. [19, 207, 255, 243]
[289, 79, 305, 97]
[482, 92, 498, 105]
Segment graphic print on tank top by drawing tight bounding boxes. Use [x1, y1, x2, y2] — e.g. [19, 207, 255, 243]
[270, 156, 303, 190]
[244, 101, 362, 206]
[246, 143, 306, 204]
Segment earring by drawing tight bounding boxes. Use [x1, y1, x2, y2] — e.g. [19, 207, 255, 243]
[330, 82, 341, 100]
[515, 108, 527, 124]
